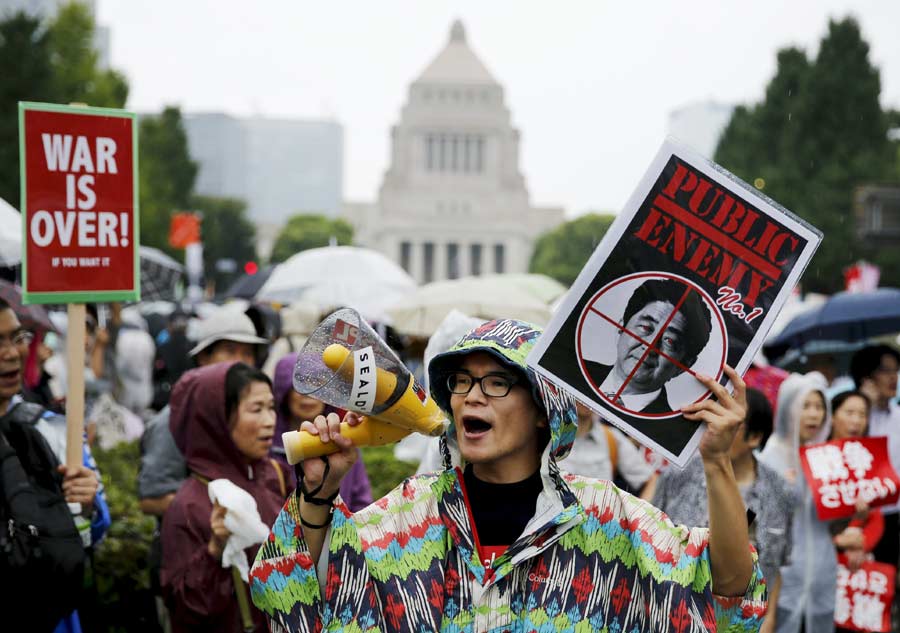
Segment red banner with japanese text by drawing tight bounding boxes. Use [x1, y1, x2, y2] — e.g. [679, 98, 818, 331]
[800, 437, 900, 521]
[835, 556, 896, 632]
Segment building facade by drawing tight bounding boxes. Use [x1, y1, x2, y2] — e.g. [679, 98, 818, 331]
[667, 101, 735, 159]
[343, 21, 564, 284]
[855, 185, 900, 246]
[182, 113, 343, 258]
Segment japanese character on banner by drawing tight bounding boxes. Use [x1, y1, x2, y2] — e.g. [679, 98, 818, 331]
[800, 437, 900, 521]
[844, 441, 875, 478]
[834, 556, 896, 633]
[806, 444, 849, 483]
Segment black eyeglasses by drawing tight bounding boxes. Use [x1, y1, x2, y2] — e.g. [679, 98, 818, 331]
[446, 371, 518, 398]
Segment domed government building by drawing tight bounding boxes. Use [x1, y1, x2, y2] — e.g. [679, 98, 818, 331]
[343, 21, 565, 284]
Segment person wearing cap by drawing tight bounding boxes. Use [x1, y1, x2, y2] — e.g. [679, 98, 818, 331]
[249, 319, 766, 632]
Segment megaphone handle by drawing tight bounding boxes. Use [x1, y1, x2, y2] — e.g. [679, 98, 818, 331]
[287, 426, 348, 461]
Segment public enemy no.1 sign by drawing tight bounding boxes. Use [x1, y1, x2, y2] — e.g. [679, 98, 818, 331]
[19, 102, 139, 304]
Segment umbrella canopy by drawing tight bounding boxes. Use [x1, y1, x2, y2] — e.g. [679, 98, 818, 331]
[764, 288, 900, 361]
[482, 273, 567, 305]
[224, 265, 275, 300]
[257, 246, 416, 322]
[0, 280, 56, 332]
[0, 196, 22, 267]
[388, 275, 553, 338]
[140, 246, 184, 302]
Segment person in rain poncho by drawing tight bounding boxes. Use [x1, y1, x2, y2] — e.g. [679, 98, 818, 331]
[758, 372, 835, 633]
[249, 319, 766, 632]
[161, 362, 287, 633]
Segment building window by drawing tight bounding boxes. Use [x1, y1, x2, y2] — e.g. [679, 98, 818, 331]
[423, 242, 435, 283]
[400, 241, 412, 273]
[470, 243, 482, 276]
[493, 243, 505, 274]
[424, 133, 485, 173]
[439, 135, 448, 170]
[870, 201, 883, 231]
[447, 243, 459, 279]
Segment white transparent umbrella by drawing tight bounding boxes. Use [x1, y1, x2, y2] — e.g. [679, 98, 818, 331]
[0, 196, 22, 266]
[387, 275, 554, 338]
[257, 246, 417, 323]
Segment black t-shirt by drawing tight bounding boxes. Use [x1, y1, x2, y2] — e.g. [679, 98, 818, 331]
[463, 464, 542, 546]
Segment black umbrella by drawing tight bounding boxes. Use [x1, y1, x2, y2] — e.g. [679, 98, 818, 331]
[0, 280, 56, 332]
[225, 265, 275, 300]
[140, 246, 184, 302]
[764, 288, 900, 361]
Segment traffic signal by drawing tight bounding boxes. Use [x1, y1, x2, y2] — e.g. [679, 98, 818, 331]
[244, 261, 259, 276]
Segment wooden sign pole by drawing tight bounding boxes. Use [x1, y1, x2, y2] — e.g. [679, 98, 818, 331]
[65, 303, 86, 468]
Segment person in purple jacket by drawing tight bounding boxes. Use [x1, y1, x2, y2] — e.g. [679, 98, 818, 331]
[271, 352, 373, 511]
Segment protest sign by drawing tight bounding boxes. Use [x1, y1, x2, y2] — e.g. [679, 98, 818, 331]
[800, 437, 900, 521]
[19, 102, 139, 304]
[527, 139, 822, 466]
[835, 556, 896, 633]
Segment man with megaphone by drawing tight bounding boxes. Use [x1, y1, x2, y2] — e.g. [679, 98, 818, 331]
[249, 318, 766, 632]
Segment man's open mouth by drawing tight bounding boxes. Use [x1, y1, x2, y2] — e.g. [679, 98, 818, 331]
[0, 368, 19, 381]
[462, 416, 492, 435]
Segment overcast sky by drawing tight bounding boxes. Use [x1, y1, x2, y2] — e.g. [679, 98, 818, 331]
[97, 1, 900, 217]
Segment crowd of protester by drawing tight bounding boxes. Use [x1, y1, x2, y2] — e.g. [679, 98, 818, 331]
[4, 295, 900, 632]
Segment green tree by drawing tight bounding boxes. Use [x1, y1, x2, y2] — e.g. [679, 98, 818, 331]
[138, 107, 198, 254]
[529, 213, 615, 285]
[47, 2, 127, 108]
[0, 11, 55, 205]
[0, 3, 129, 208]
[714, 17, 898, 292]
[270, 214, 353, 263]
[192, 195, 257, 292]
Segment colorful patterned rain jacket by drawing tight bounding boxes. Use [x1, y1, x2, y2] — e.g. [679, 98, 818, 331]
[250, 319, 767, 632]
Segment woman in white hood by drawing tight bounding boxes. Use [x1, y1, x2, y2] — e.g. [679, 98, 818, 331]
[758, 372, 834, 633]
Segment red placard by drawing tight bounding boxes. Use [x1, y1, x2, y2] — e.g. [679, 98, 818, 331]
[835, 556, 896, 632]
[800, 437, 900, 521]
[19, 102, 139, 304]
[168, 212, 201, 248]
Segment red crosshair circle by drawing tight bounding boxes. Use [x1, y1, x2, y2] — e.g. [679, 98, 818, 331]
[576, 272, 727, 418]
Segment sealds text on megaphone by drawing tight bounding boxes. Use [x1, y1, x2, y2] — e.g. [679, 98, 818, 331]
[283, 308, 448, 463]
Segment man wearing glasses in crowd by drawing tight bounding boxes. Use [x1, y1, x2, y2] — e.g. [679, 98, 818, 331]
[250, 318, 765, 632]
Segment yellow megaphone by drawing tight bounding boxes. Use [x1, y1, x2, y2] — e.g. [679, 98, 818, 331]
[282, 308, 448, 463]
[282, 416, 413, 463]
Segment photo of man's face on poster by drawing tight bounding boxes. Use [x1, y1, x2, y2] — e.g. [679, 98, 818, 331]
[578, 274, 723, 416]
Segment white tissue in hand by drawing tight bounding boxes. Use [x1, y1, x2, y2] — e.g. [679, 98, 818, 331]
[207, 479, 270, 582]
